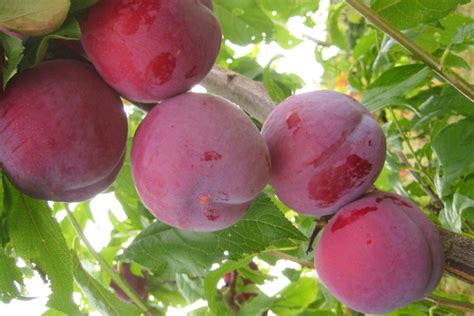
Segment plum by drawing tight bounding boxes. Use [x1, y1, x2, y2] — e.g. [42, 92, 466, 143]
[111, 262, 148, 303]
[0, 60, 127, 202]
[200, 0, 213, 9]
[81, 0, 222, 103]
[315, 191, 444, 314]
[261, 90, 386, 216]
[131, 93, 270, 232]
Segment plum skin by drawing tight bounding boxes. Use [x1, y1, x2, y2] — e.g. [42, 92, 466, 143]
[131, 93, 271, 232]
[314, 191, 444, 314]
[81, 0, 222, 103]
[261, 90, 386, 216]
[111, 263, 148, 303]
[0, 60, 127, 202]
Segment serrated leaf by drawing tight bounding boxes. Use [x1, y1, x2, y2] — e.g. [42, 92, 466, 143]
[361, 64, 432, 111]
[69, 0, 97, 13]
[176, 274, 204, 304]
[72, 255, 141, 316]
[327, 3, 349, 50]
[433, 119, 474, 196]
[0, 32, 24, 89]
[0, 248, 22, 303]
[257, 0, 320, 21]
[122, 194, 305, 276]
[3, 178, 79, 315]
[271, 277, 317, 314]
[263, 55, 287, 103]
[214, 0, 273, 45]
[0, 0, 70, 36]
[371, 0, 470, 30]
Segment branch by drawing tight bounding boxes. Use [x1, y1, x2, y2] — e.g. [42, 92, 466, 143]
[344, 0, 473, 102]
[426, 294, 474, 313]
[201, 65, 276, 122]
[200, 65, 474, 285]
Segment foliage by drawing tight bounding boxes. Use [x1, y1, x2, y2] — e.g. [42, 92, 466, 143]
[0, 0, 473, 315]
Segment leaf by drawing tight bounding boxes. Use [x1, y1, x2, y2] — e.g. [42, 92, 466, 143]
[0, 0, 70, 36]
[0, 32, 24, 89]
[203, 255, 254, 315]
[371, 0, 470, 30]
[257, 0, 320, 21]
[3, 178, 79, 315]
[176, 274, 205, 304]
[440, 191, 474, 232]
[271, 277, 318, 315]
[69, 0, 97, 13]
[263, 55, 287, 103]
[432, 119, 474, 196]
[213, 0, 274, 45]
[361, 64, 432, 111]
[21, 18, 81, 69]
[72, 255, 141, 316]
[122, 194, 305, 276]
[0, 248, 23, 303]
[327, 3, 349, 50]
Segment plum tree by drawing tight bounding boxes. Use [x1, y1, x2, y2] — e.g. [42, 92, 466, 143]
[111, 262, 148, 303]
[0, 60, 127, 202]
[261, 90, 386, 216]
[81, 0, 222, 103]
[131, 93, 270, 232]
[315, 191, 444, 314]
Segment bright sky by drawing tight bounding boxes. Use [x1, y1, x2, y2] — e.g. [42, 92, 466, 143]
[0, 1, 333, 315]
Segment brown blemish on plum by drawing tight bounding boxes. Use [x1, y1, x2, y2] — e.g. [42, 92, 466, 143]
[185, 66, 199, 79]
[366, 239, 373, 244]
[331, 206, 378, 232]
[205, 209, 220, 221]
[150, 53, 176, 84]
[376, 195, 413, 208]
[198, 194, 210, 205]
[368, 140, 373, 146]
[202, 151, 222, 161]
[286, 112, 301, 129]
[308, 154, 372, 207]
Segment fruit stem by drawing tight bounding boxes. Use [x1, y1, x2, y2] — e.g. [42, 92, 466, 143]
[63, 203, 151, 314]
[306, 215, 333, 254]
[426, 294, 474, 313]
[345, 0, 474, 102]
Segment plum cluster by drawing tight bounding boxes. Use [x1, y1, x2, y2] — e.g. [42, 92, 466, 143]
[0, 0, 444, 313]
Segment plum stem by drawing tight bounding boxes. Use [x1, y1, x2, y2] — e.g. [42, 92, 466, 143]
[224, 271, 240, 313]
[305, 215, 333, 255]
[426, 294, 474, 313]
[345, 0, 473, 102]
[62, 203, 152, 314]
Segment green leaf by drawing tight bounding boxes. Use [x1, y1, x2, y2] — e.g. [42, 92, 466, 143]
[69, 0, 97, 13]
[214, 0, 274, 45]
[0, 0, 70, 36]
[0, 248, 23, 303]
[263, 55, 287, 103]
[361, 64, 432, 111]
[203, 255, 254, 315]
[0, 32, 24, 89]
[21, 18, 81, 69]
[327, 3, 349, 50]
[122, 194, 305, 276]
[433, 119, 474, 196]
[72, 255, 141, 316]
[257, 0, 320, 21]
[4, 178, 79, 315]
[271, 277, 318, 315]
[371, 0, 470, 30]
[176, 274, 204, 304]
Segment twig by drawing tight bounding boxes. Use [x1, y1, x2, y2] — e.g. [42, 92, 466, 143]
[268, 251, 313, 269]
[201, 65, 276, 122]
[225, 271, 240, 313]
[345, 0, 474, 102]
[305, 215, 333, 254]
[62, 203, 152, 314]
[426, 294, 474, 313]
